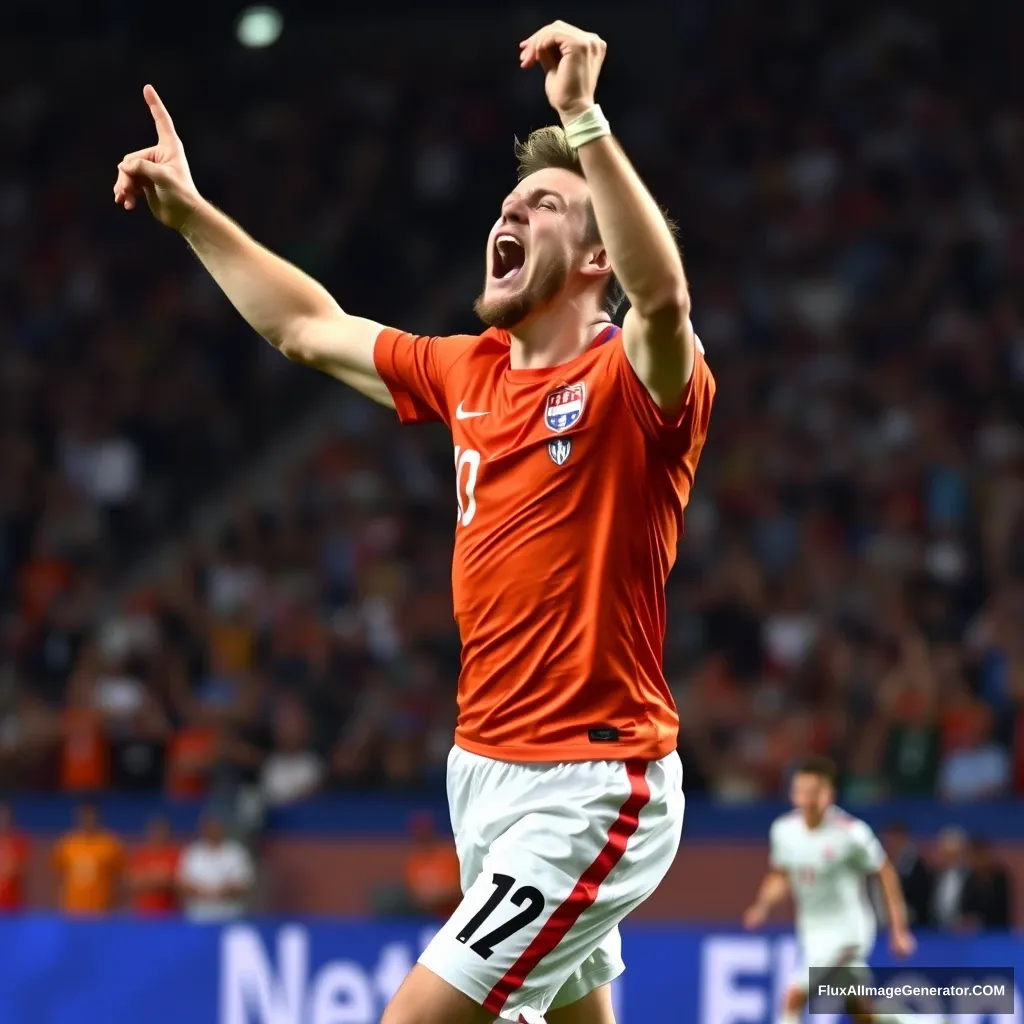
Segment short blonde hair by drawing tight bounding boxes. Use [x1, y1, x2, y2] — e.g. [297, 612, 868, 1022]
[515, 125, 582, 181]
[514, 126, 678, 318]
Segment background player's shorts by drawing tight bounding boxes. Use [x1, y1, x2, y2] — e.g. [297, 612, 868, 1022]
[790, 943, 873, 996]
[418, 746, 684, 1021]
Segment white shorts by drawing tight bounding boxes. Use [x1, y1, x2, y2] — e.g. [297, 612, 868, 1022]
[790, 942, 873, 994]
[418, 746, 684, 1021]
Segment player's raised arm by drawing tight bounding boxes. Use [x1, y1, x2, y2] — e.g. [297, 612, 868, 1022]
[113, 85, 394, 407]
[521, 22, 696, 413]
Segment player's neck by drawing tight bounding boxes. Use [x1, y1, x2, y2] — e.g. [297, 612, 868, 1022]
[508, 304, 610, 371]
[802, 808, 828, 829]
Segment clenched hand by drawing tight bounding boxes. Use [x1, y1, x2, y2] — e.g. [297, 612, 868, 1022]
[519, 20, 607, 124]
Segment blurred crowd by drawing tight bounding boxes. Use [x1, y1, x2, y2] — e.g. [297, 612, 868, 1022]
[0, 799, 1012, 930]
[884, 821, 1013, 931]
[0, 801, 256, 919]
[0, 798, 466, 919]
[1, 2, 1023, 810]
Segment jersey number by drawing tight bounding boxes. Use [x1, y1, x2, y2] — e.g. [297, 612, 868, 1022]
[454, 446, 481, 526]
[455, 872, 546, 960]
[796, 866, 818, 885]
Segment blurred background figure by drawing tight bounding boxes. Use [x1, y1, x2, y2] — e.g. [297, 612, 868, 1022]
[400, 811, 461, 919]
[205, 678, 272, 837]
[127, 815, 180, 917]
[930, 826, 970, 932]
[166, 711, 217, 802]
[374, 811, 461, 919]
[51, 803, 124, 916]
[937, 703, 1011, 802]
[176, 815, 254, 922]
[959, 837, 1013, 932]
[261, 693, 324, 807]
[0, 804, 30, 915]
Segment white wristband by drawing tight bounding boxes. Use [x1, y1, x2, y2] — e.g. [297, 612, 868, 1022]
[563, 105, 611, 149]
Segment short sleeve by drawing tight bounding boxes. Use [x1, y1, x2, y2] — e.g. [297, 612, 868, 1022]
[373, 328, 472, 426]
[769, 820, 787, 870]
[850, 820, 887, 872]
[613, 338, 716, 461]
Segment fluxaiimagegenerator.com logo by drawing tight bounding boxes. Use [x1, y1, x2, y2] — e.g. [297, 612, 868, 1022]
[808, 966, 1015, 1016]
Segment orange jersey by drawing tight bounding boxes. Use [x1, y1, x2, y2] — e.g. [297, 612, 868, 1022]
[374, 325, 714, 762]
[129, 845, 180, 916]
[60, 708, 109, 792]
[0, 833, 30, 912]
[404, 842, 462, 915]
[52, 831, 124, 915]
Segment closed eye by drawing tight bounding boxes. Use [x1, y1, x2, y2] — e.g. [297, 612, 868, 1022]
[538, 201, 557, 211]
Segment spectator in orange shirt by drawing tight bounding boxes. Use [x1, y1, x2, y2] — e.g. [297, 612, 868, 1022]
[51, 803, 124, 916]
[128, 816, 180, 917]
[60, 704, 109, 792]
[59, 656, 109, 793]
[0, 804, 31, 913]
[167, 716, 217, 799]
[401, 811, 461, 919]
[17, 534, 72, 626]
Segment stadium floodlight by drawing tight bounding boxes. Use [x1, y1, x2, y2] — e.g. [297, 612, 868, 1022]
[236, 6, 283, 48]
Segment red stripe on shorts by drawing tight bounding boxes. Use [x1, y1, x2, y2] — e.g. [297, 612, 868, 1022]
[483, 760, 652, 1016]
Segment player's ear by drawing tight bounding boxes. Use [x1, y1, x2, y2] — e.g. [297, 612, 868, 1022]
[580, 245, 612, 283]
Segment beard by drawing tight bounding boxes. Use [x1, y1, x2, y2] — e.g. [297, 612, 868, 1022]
[473, 253, 570, 330]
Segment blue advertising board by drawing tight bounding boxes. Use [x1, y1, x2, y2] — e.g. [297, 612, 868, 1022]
[9, 793, 1024, 838]
[0, 919, 1018, 1024]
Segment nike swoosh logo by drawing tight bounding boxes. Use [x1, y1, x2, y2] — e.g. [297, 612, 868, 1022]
[455, 402, 489, 420]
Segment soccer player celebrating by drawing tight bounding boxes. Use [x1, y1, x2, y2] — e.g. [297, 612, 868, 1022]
[744, 757, 917, 1024]
[114, 21, 713, 1024]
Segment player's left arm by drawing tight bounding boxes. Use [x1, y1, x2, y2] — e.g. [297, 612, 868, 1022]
[587, 134, 696, 412]
[876, 858, 916, 957]
[521, 22, 696, 413]
[876, 859, 908, 931]
[853, 821, 916, 957]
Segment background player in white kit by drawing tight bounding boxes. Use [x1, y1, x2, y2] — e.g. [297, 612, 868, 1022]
[744, 757, 916, 1024]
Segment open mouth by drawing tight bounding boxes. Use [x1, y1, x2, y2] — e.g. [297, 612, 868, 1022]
[492, 234, 526, 280]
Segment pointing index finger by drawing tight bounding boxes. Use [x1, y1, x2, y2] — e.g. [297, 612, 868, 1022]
[143, 84, 176, 143]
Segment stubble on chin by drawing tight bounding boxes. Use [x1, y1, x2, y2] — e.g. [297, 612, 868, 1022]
[473, 260, 568, 330]
[473, 289, 534, 330]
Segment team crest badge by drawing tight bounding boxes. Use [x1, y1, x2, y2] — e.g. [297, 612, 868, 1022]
[548, 438, 572, 465]
[544, 382, 586, 433]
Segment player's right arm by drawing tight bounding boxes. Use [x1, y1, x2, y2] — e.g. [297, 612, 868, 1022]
[182, 202, 394, 405]
[744, 819, 791, 929]
[113, 85, 393, 407]
[743, 868, 790, 930]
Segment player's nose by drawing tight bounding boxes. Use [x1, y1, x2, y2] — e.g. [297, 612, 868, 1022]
[499, 197, 528, 225]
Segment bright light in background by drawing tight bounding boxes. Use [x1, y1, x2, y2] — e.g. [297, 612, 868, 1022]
[236, 5, 283, 48]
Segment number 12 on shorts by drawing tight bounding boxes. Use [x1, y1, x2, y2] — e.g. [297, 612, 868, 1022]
[455, 873, 546, 960]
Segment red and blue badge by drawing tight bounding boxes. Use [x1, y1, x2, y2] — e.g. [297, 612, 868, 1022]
[544, 382, 586, 433]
